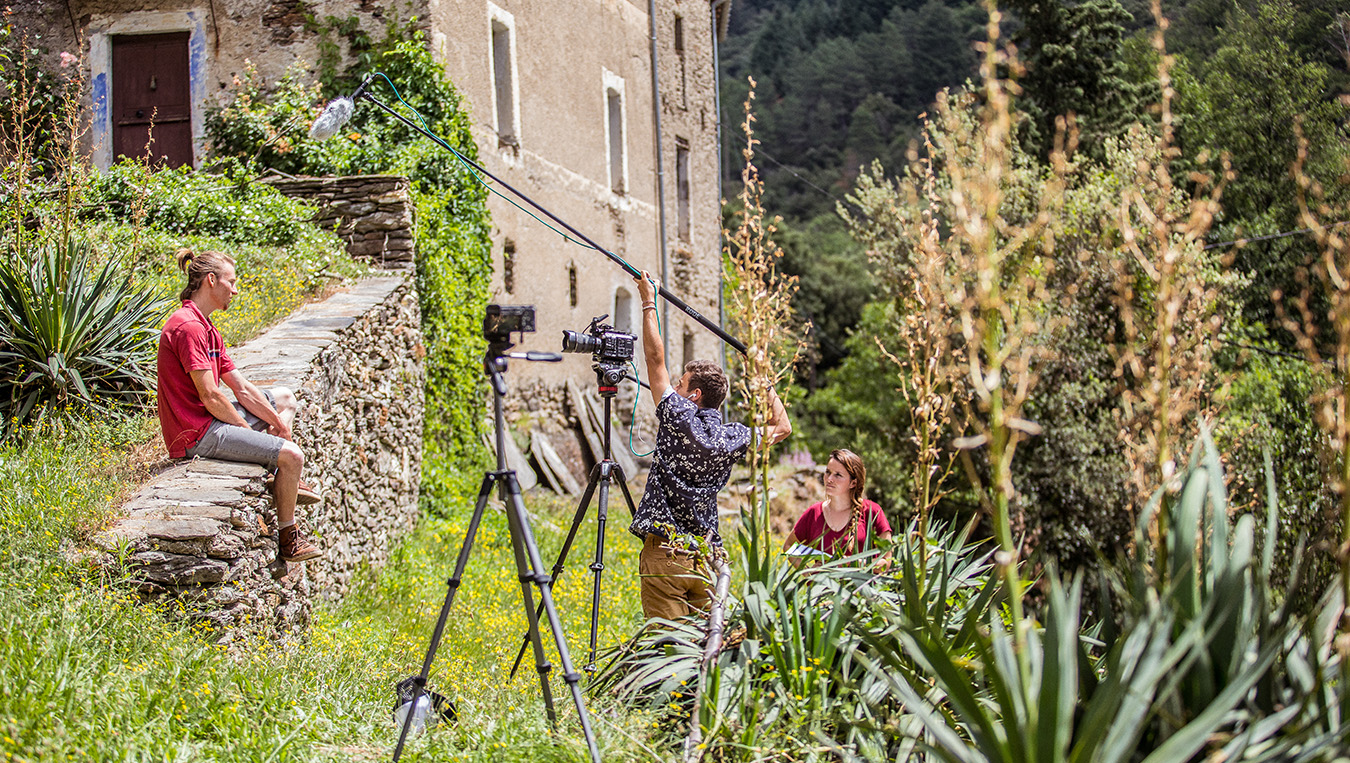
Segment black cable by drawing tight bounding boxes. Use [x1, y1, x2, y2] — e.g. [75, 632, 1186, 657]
[1214, 336, 1316, 364]
[1204, 220, 1350, 250]
[723, 130, 865, 214]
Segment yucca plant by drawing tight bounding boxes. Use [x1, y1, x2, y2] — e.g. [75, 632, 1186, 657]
[0, 236, 168, 438]
[846, 427, 1345, 762]
[591, 513, 1000, 760]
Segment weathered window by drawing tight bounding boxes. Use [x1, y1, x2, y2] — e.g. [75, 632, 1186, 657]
[502, 238, 516, 294]
[676, 139, 691, 242]
[614, 286, 633, 333]
[674, 15, 687, 109]
[489, 5, 518, 147]
[606, 86, 625, 194]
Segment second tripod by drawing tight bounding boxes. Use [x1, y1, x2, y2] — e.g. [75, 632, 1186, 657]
[513, 364, 640, 675]
[393, 306, 600, 763]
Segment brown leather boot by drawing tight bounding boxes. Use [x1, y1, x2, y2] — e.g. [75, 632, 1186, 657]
[269, 475, 322, 506]
[278, 524, 323, 562]
[295, 479, 321, 506]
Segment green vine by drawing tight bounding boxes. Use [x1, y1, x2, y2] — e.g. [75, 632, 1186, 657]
[301, 13, 372, 91]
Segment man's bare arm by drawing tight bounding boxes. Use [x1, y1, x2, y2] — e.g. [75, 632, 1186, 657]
[189, 369, 251, 428]
[635, 271, 671, 397]
[221, 369, 290, 439]
[764, 386, 792, 445]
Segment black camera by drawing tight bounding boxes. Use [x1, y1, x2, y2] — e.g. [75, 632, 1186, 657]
[562, 315, 635, 388]
[484, 304, 535, 348]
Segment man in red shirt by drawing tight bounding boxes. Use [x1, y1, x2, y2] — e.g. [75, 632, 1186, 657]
[158, 249, 322, 563]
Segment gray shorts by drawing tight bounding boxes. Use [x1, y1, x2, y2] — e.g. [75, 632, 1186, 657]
[185, 390, 285, 470]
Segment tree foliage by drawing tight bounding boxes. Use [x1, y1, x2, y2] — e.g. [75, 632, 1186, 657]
[1174, 0, 1350, 333]
[1007, 0, 1145, 159]
[722, 0, 984, 221]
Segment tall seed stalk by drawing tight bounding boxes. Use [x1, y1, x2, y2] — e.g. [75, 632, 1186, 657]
[915, 6, 1069, 636]
[0, 33, 91, 256]
[1109, 3, 1226, 576]
[1287, 129, 1350, 678]
[723, 80, 803, 530]
[691, 80, 802, 763]
[846, 138, 965, 575]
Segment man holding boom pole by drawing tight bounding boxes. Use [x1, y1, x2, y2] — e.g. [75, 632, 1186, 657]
[628, 271, 792, 621]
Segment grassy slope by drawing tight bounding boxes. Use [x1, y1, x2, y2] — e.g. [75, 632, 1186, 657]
[0, 414, 662, 762]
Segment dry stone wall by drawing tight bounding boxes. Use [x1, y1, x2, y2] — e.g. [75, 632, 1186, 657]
[266, 175, 416, 269]
[91, 275, 423, 644]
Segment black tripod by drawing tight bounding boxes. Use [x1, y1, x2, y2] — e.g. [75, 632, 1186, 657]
[511, 365, 641, 676]
[392, 342, 601, 763]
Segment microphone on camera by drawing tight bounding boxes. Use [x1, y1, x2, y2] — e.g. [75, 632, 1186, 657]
[308, 73, 376, 140]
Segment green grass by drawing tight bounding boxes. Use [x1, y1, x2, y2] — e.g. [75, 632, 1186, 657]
[0, 417, 666, 762]
[95, 223, 368, 348]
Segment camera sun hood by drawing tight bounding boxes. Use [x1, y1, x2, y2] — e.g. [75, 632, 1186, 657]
[349, 87, 748, 356]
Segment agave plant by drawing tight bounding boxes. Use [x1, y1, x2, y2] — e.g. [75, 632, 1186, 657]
[0, 236, 168, 437]
[599, 427, 1350, 761]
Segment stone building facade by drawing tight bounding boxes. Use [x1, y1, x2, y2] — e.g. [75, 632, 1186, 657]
[11, 0, 733, 398]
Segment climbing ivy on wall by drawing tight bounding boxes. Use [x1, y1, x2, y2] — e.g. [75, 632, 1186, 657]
[205, 21, 492, 510]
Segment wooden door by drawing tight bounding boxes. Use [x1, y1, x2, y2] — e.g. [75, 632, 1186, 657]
[111, 32, 193, 168]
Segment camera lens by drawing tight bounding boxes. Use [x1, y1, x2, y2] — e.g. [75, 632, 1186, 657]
[561, 330, 603, 354]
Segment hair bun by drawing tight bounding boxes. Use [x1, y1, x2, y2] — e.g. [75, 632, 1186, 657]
[175, 248, 194, 272]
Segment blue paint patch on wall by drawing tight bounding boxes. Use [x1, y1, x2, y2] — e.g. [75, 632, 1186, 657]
[187, 12, 207, 102]
[91, 71, 109, 125]
[91, 70, 110, 155]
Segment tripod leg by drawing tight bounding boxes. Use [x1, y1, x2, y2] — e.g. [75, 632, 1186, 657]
[502, 474, 560, 727]
[586, 462, 614, 671]
[613, 463, 639, 520]
[392, 474, 496, 762]
[509, 463, 602, 679]
[502, 472, 603, 763]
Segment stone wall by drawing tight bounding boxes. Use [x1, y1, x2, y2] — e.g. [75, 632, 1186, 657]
[266, 175, 416, 269]
[91, 275, 423, 644]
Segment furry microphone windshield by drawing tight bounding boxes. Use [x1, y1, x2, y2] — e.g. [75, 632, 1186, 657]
[309, 96, 354, 140]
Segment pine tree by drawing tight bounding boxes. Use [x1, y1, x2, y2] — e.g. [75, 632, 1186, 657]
[1008, 0, 1145, 159]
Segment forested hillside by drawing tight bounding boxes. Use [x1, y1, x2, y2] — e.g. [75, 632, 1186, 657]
[725, 0, 1350, 593]
[722, 0, 1350, 372]
[718, 0, 987, 373]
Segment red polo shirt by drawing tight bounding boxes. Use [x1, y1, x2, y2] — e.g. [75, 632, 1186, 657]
[157, 300, 235, 457]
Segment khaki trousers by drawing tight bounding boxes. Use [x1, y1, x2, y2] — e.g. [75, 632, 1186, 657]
[638, 534, 711, 621]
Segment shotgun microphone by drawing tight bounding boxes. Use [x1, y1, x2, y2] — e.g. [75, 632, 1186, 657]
[308, 73, 376, 140]
[308, 97, 352, 140]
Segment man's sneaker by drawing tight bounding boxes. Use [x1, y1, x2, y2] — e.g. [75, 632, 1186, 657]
[278, 524, 323, 563]
[296, 479, 321, 506]
[269, 476, 322, 506]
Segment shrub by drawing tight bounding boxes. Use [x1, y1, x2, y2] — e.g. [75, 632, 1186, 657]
[80, 160, 332, 249]
[0, 236, 169, 438]
[70, 159, 364, 345]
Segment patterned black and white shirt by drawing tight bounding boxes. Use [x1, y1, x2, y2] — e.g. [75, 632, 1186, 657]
[630, 388, 753, 545]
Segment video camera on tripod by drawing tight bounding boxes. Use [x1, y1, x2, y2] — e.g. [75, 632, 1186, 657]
[484, 304, 535, 351]
[561, 315, 634, 389]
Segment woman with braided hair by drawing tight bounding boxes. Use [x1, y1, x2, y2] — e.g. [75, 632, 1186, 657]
[783, 449, 891, 563]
